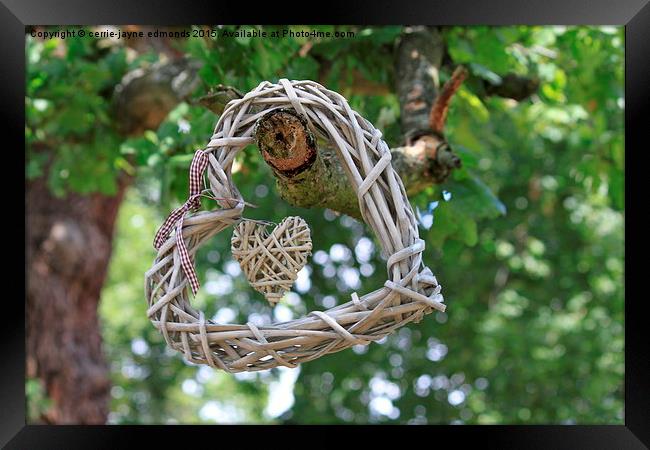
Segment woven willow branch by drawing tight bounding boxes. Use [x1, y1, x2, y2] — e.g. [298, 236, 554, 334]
[145, 79, 446, 372]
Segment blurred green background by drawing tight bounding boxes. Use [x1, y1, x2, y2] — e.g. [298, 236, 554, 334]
[26, 25, 624, 424]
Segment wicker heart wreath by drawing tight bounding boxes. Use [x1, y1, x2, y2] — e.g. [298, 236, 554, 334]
[145, 79, 446, 372]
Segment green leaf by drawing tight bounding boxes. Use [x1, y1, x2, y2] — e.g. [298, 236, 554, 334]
[458, 217, 479, 246]
[169, 154, 195, 167]
[443, 173, 507, 219]
[470, 62, 503, 85]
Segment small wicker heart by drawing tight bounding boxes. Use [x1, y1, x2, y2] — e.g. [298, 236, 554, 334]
[231, 216, 312, 305]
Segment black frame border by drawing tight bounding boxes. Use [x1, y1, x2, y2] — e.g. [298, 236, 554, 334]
[5, 0, 648, 447]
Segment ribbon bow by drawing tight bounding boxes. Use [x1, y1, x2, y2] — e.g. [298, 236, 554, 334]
[153, 149, 210, 295]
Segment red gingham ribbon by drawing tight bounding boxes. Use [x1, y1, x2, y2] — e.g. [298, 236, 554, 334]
[153, 149, 210, 295]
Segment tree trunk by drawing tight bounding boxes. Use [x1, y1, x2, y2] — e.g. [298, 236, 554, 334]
[26, 171, 130, 424]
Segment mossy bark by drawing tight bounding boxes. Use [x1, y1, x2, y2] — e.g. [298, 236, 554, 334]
[254, 110, 461, 219]
[395, 26, 445, 142]
[254, 109, 361, 218]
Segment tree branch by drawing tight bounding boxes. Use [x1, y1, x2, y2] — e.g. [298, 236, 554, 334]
[395, 26, 445, 142]
[320, 68, 539, 103]
[253, 109, 363, 219]
[252, 112, 460, 221]
[112, 57, 201, 135]
[200, 29, 537, 220]
[197, 85, 244, 115]
[482, 73, 540, 101]
[430, 65, 469, 133]
[250, 26, 461, 219]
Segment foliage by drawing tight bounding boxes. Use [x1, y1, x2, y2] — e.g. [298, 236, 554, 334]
[26, 25, 624, 424]
[26, 377, 53, 422]
[26, 29, 131, 196]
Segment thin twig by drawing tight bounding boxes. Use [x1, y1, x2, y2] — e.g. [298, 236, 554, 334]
[429, 65, 469, 133]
